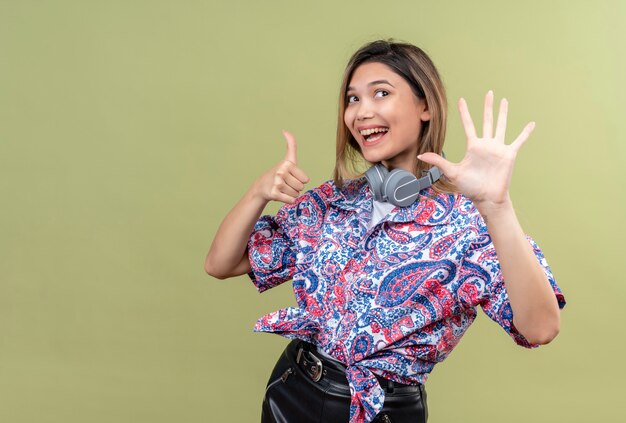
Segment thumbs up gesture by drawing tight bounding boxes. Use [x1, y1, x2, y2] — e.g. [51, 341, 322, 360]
[254, 130, 310, 204]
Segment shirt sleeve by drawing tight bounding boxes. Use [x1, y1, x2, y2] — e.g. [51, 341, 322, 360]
[246, 198, 304, 293]
[457, 228, 566, 349]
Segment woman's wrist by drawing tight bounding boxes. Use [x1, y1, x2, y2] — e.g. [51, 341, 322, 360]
[473, 194, 514, 225]
[248, 176, 272, 208]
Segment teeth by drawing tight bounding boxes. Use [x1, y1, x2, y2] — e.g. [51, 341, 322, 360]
[359, 127, 389, 136]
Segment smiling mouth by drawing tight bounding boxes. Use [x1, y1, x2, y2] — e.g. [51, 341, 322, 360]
[359, 126, 389, 143]
[364, 131, 386, 143]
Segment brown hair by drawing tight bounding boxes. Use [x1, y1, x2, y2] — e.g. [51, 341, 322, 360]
[334, 39, 457, 194]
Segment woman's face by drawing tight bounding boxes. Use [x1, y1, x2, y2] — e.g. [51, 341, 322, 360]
[344, 62, 430, 172]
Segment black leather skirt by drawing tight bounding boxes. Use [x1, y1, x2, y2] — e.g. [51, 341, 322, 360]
[261, 340, 428, 423]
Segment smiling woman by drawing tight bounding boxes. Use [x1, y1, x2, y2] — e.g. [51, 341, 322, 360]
[205, 39, 566, 423]
[334, 41, 455, 195]
[344, 63, 430, 169]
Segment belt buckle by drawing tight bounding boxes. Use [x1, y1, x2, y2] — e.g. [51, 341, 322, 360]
[296, 346, 324, 382]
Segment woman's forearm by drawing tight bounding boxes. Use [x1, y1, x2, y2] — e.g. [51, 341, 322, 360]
[204, 181, 268, 279]
[476, 196, 561, 345]
[205, 132, 310, 280]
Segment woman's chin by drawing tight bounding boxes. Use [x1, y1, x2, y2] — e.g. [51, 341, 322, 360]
[361, 151, 387, 165]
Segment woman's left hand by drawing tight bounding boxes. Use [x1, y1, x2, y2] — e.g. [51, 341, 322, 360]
[418, 90, 535, 213]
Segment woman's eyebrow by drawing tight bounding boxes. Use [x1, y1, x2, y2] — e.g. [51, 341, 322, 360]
[347, 79, 395, 92]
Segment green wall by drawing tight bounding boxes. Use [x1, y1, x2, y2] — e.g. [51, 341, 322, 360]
[1, 0, 624, 421]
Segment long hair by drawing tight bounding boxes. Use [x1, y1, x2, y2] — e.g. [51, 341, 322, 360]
[334, 39, 457, 194]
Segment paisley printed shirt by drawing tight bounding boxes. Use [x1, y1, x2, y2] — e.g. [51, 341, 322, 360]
[247, 178, 566, 423]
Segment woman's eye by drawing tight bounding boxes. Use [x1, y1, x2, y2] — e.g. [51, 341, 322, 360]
[375, 90, 389, 98]
[347, 95, 358, 103]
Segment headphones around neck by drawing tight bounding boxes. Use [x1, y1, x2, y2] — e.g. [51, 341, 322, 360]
[364, 153, 445, 207]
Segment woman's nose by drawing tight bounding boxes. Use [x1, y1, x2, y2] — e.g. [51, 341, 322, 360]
[356, 100, 375, 120]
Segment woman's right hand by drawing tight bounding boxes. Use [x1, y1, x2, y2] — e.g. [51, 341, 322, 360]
[205, 130, 309, 278]
[253, 130, 310, 204]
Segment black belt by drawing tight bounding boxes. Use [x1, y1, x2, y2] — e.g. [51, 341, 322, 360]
[294, 341, 421, 394]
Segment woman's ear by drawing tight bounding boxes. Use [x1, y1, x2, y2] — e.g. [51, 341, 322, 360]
[419, 99, 431, 122]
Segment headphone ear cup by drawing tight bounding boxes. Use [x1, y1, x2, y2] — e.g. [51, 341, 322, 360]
[364, 164, 389, 201]
[383, 169, 420, 207]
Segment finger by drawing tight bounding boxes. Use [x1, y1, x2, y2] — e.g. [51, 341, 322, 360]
[458, 98, 477, 141]
[282, 130, 298, 164]
[283, 172, 305, 192]
[288, 164, 310, 184]
[510, 121, 535, 152]
[278, 181, 300, 198]
[495, 98, 508, 141]
[273, 191, 297, 204]
[271, 175, 299, 201]
[483, 90, 494, 139]
[417, 152, 455, 180]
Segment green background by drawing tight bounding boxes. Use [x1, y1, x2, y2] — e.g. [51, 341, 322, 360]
[1, 0, 624, 421]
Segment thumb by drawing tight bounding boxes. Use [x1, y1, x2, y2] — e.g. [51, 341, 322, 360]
[282, 130, 297, 164]
[418, 152, 452, 176]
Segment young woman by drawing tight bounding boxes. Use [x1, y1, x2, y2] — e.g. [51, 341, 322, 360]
[205, 40, 566, 423]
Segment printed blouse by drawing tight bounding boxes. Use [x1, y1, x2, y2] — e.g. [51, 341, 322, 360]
[247, 178, 566, 423]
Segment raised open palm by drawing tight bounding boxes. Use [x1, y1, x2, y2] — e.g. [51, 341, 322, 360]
[418, 90, 535, 208]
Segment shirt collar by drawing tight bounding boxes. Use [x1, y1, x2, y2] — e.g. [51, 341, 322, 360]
[328, 177, 457, 226]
